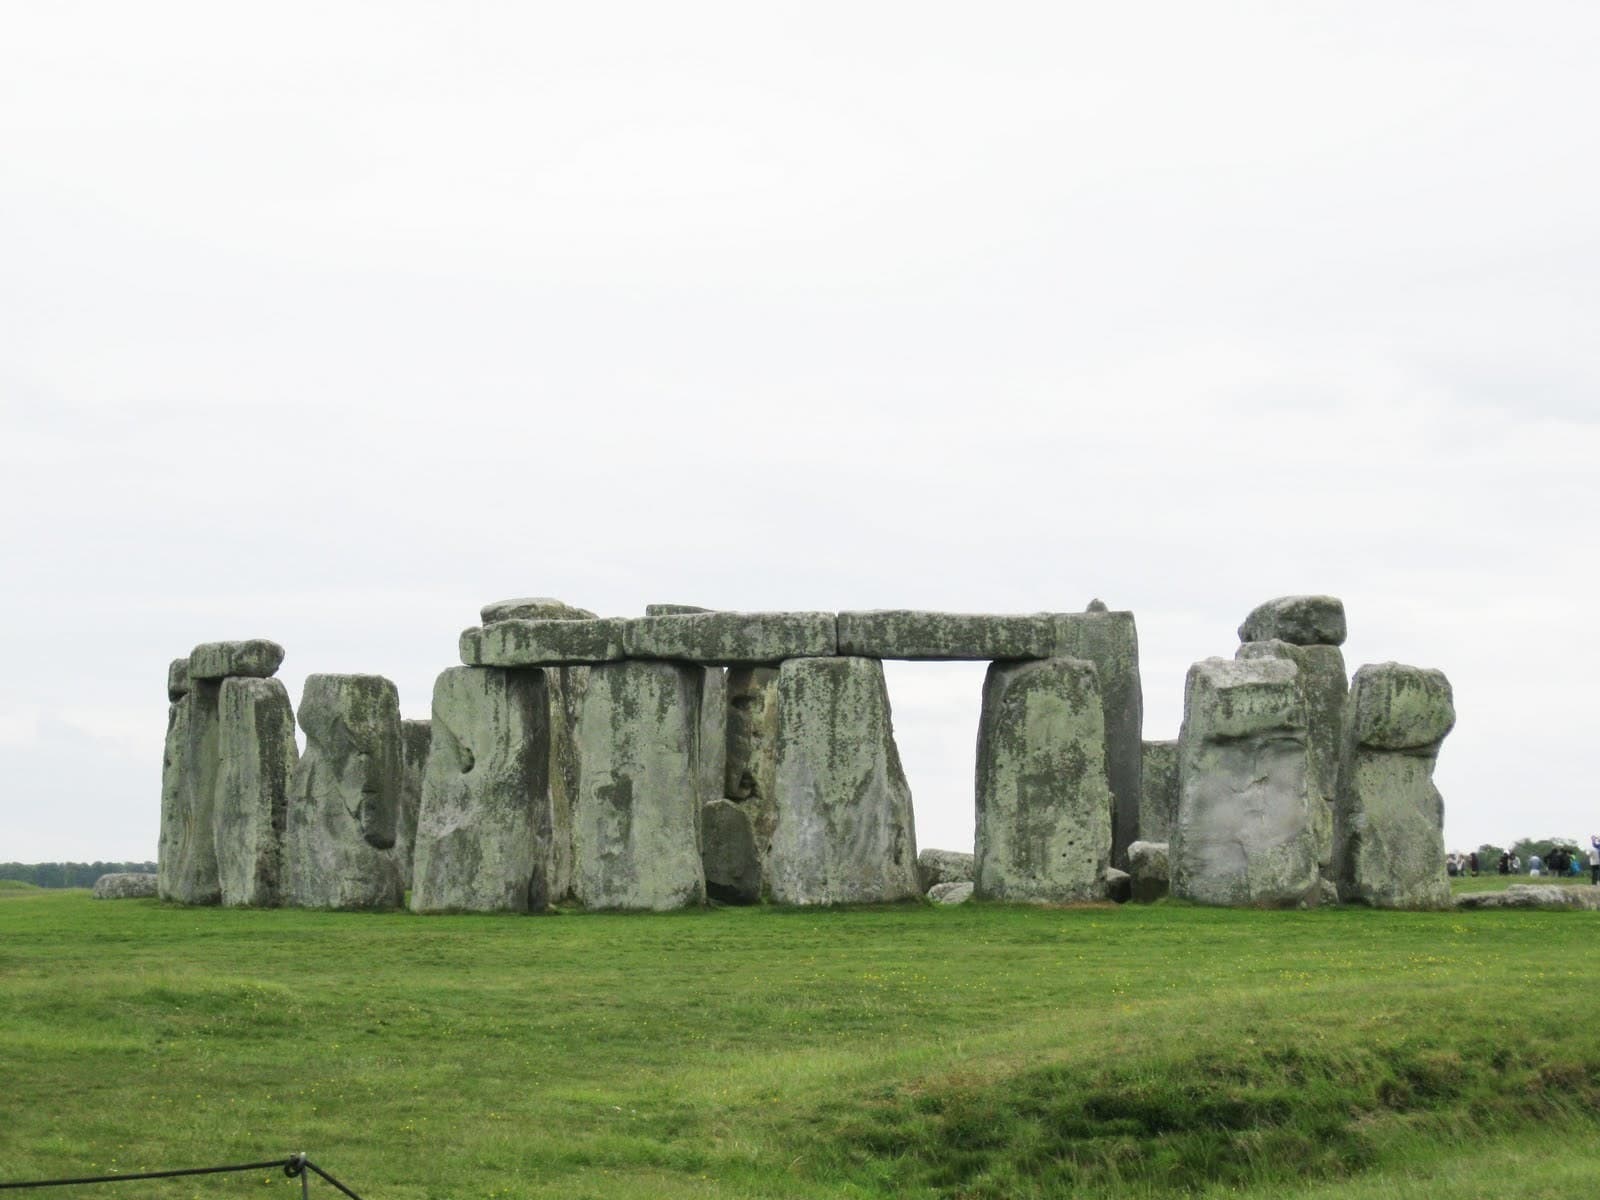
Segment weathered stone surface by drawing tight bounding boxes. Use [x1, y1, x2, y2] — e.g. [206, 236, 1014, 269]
[835, 611, 1054, 661]
[188, 639, 285, 681]
[214, 677, 297, 907]
[698, 667, 727, 803]
[975, 657, 1113, 903]
[157, 684, 222, 905]
[1346, 663, 1455, 751]
[702, 798, 761, 904]
[917, 848, 974, 891]
[545, 666, 585, 904]
[411, 668, 551, 913]
[93, 872, 157, 899]
[572, 661, 705, 911]
[1172, 657, 1319, 907]
[1102, 866, 1132, 903]
[928, 881, 974, 905]
[1238, 640, 1348, 868]
[282, 674, 403, 909]
[645, 604, 713, 616]
[625, 611, 837, 665]
[1238, 595, 1347, 647]
[1125, 840, 1169, 903]
[1053, 610, 1142, 866]
[394, 718, 431, 890]
[167, 658, 191, 702]
[1456, 885, 1600, 911]
[768, 656, 920, 905]
[1139, 740, 1178, 845]
[480, 597, 598, 624]
[461, 619, 628, 668]
[1333, 663, 1454, 910]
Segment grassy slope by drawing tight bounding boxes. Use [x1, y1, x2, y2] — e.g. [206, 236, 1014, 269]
[1, 889, 1597, 1199]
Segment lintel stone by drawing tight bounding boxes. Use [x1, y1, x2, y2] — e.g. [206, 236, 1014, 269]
[835, 611, 1054, 660]
[624, 611, 837, 665]
[461, 618, 628, 668]
[189, 639, 285, 681]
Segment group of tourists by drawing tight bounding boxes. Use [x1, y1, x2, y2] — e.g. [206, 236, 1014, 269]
[1449, 837, 1600, 884]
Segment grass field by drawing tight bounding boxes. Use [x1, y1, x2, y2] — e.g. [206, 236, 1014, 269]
[2, 887, 1598, 1199]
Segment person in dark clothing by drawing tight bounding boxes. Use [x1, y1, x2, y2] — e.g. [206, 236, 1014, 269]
[1498, 852, 1512, 876]
[1469, 852, 1479, 877]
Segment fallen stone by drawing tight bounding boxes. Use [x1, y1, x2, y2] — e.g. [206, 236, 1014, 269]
[1456, 885, 1600, 911]
[411, 668, 552, 913]
[1053, 609, 1143, 866]
[917, 848, 975, 891]
[394, 718, 431, 890]
[975, 657, 1113, 903]
[1319, 878, 1340, 906]
[1237, 595, 1347, 647]
[928, 881, 974, 905]
[214, 677, 297, 906]
[188, 639, 285, 681]
[1102, 866, 1133, 903]
[1125, 840, 1169, 903]
[625, 611, 837, 665]
[1333, 663, 1454, 910]
[702, 798, 761, 904]
[1238, 640, 1348, 868]
[461, 618, 628, 667]
[572, 660, 705, 911]
[282, 674, 404, 909]
[835, 611, 1054, 661]
[93, 872, 157, 899]
[1346, 662, 1456, 751]
[1172, 657, 1319, 907]
[167, 658, 191, 702]
[768, 656, 920, 905]
[480, 597, 598, 624]
[157, 684, 222, 905]
[1139, 740, 1178, 845]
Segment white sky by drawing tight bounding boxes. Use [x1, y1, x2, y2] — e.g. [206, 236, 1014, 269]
[2, 2, 1596, 861]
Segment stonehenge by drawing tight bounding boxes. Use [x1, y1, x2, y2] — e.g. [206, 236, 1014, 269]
[154, 595, 1457, 913]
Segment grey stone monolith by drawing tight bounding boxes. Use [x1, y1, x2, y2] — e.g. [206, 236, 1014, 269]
[1172, 657, 1319, 907]
[214, 677, 297, 906]
[188, 639, 285, 681]
[1237, 595, 1347, 647]
[1333, 663, 1454, 909]
[394, 718, 431, 889]
[768, 656, 920, 905]
[917, 848, 974, 891]
[281, 674, 403, 909]
[572, 660, 705, 910]
[974, 657, 1113, 903]
[1139, 740, 1178, 845]
[157, 682, 222, 905]
[1238, 639, 1348, 869]
[93, 872, 158, 899]
[1053, 607, 1142, 865]
[702, 798, 761, 904]
[411, 668, 552, 912]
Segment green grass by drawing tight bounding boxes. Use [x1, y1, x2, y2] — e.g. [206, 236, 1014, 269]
[1, 890, 1597, 1199]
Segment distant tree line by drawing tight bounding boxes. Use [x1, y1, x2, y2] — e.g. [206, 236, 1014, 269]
[0, 862, 157, 888]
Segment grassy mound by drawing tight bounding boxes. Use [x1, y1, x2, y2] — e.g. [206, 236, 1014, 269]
[1, 891, 1596, 1198]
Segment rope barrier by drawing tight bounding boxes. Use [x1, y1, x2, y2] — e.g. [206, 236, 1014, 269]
[0, 1153, 364, 1198]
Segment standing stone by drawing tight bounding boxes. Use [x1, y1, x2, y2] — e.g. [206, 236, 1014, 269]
[768, 656, 920, 905]
[1054, 606, 1143, 865]
[282, 674, 403, 909]
[157, 682, 222, 905]
[214, 677, 297, 907]
[717, 667, 780, 893]
[1139, 740, 1178, 845]
[1172, 657, 1319, 907]
[701, 798, 761, 904]
[572, 660, 705, 911]
[974, 657, 1113, 903]
[1237, 595, 1347, 647]
[1334, 663, 1455, 909]
[412, 668, 551, 913]
[394, 719, 431, 890]
[167, 658, 191, 702]
[1238, 639, 1348, 870]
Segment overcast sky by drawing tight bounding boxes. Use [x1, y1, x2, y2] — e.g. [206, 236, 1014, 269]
[3, 2, 1596, 863]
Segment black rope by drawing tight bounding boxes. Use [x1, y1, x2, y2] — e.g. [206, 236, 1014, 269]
[0, 1153, 363, 1198]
